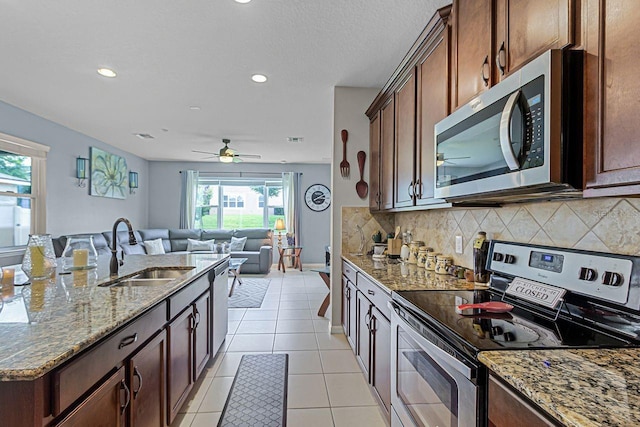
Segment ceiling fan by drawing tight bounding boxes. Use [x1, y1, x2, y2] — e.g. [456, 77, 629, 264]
[192, 139, 262, 163]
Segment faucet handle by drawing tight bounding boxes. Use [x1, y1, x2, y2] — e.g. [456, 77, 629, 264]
[119, 251, 125, 267]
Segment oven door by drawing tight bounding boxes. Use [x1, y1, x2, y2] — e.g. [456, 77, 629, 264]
[390, 303, 481, 427]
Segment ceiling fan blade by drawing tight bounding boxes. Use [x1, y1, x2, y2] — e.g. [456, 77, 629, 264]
[232, 157, 243, 163]
[235, 153, 262, 159]
[192, 149, 217, 155]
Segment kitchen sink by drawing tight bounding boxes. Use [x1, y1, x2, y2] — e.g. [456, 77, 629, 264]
[100, 266, 195, 287]
[113, 278, 175, 287]
[130, 267, 195, 280]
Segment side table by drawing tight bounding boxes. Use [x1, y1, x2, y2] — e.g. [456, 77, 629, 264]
[277, 246, 303, 273]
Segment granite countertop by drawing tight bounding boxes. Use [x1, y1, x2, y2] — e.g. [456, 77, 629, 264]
[0, 253, 228, 381]
[342, 253, 488, 293]
[479, 348, 640, 426]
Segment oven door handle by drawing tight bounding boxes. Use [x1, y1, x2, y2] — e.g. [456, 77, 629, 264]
[499, 90, 522, 171]
[392, 306, 473, 379]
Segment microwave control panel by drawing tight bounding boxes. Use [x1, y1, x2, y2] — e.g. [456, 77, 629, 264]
[520, 75, 545, 170]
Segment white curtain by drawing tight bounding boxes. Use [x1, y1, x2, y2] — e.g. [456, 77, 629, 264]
[282, 172, 302, 245]
[179, 170, 199, 229]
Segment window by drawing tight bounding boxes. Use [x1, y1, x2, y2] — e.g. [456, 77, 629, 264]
[194, 176, 283, 230]
[0, 132, 48, 249]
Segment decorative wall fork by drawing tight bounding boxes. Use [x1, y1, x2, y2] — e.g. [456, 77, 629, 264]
[340, 129, 350, 178]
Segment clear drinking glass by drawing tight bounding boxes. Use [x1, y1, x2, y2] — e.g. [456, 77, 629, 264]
[22, 234, 57, 280]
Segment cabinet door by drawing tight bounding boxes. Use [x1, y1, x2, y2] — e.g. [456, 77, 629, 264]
[488, 375, 555, 426]
[494, 0, 574, 80]
[129, 330, 166, 427]
[380, 98, 395, 210]
[583, 0, 640, 196]
[193, 292, 211, 379]
[56, 367, 127, 427]
[370, 307, 391, 419]
[355, 291, 372, 378]
[394, 72, 417, 208]
[416, 26, 450, 206]
[452, 0, 492, 110]
[167, 308, 193, 425]
[342, 278, 357, 352]
[369, 112, 381, 211]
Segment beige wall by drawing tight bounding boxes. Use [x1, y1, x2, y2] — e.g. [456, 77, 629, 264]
[343, 197, 640, 270]
[330, 87, 379, 331]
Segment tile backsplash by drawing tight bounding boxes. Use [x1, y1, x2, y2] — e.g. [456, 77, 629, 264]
[342, 198, 640, 269]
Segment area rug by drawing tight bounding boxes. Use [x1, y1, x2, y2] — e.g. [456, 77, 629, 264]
[217, 354, 288, 427]
[228, 278, 271, 308]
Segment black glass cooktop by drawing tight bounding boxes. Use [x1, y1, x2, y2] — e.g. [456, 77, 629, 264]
[393, 289, 633, 358]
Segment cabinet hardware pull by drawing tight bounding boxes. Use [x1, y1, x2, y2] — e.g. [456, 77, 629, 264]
[133, 366, 143, 398]
[119, 379, 131, 414]
[408, 182, 414, 198]
[481, 55, 490, 86]
[365, 312, 372, 330]
[194, 307, 201, 329]
[370, 316, 377, 333]
[496, 42, 506, 75]
[118, 333, 138, 349]
[367, 289, 375, 296]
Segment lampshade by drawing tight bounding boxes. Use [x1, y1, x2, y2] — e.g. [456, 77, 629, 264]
[219, 155, 233, 163]
[129, 171, 139, 189]
[76, 157, 89, 180]
[274, 218, 286, 231]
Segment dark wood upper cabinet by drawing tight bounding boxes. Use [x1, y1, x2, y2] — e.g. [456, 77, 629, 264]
[394, 71, 417, 208]
[583, 0, 640, 197]
[380, 98, 395, 210]
[494, 0, 575, 81]
[369, 112, 381, 211]
[416, 21, 451, 206]
[452, 0, 493, 110]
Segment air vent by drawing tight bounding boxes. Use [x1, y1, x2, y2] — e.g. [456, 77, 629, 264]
[287, 137, 304, 143]
[134, 133, 155, 140]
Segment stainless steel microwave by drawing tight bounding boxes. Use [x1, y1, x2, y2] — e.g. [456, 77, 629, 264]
[434, 49, 583, 202]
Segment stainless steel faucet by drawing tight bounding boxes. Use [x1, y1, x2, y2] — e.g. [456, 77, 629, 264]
[110, 217, 137, 277]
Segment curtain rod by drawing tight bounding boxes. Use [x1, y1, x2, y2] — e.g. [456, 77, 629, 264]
[179, 171, 302, 176]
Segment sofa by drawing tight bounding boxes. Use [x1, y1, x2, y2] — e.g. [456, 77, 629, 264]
[53, 228, 273, 274]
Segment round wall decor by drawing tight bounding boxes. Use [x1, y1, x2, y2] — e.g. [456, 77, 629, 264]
[304, 184, 331, 212]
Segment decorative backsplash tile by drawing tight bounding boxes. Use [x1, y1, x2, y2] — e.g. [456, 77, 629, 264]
[342, 198, 640, 270]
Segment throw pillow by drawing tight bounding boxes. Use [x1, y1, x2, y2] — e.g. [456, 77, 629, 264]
[229, 236, 247, 251]
[143, 238, 166, 255]
[187, 238, 215, 252]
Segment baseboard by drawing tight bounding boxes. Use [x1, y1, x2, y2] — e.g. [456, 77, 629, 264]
[330, 325, 344, 334]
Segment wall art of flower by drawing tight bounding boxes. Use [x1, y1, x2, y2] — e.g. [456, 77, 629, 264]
[90, 147, 128, 199]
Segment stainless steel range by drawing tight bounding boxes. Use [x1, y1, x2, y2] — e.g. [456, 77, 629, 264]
[390, 241, 640, 427]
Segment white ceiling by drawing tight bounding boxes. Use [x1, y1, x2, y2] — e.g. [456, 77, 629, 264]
[0, 0, 449, 164]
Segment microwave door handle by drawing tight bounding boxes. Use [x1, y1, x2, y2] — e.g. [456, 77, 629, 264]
[499, 90, 522, 171]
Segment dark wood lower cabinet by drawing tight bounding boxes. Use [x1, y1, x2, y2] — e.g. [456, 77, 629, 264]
[342, 277, 357, 352]
[167, 307, 194, 425]
[356, 290, 372, 378]
[56, 367, 127, 427]
[193, 292, 211, 380]
[370, 306, 391, 416]
[128, 330, 167, 427]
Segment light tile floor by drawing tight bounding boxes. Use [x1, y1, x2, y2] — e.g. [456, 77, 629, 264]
[172, 267, 387, 427]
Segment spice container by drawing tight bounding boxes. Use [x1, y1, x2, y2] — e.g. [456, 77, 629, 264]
[435, 255, 453, 275]
[416, 246, 430, 267]
[425, 251, 439, 271]
[407, 241, 424, 264]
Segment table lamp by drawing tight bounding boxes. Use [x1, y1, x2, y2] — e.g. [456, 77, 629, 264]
[274, 218, 286, 248]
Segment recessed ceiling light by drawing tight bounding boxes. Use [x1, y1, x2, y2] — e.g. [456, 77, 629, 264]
[235, 0, 252, 3]
[97, 68, 117, 78]
[189, 106, 201, 111]
[133, 133, 155, 140]
[251, 74, 268, 83]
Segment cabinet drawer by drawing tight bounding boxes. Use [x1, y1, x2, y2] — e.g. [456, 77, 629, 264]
[356, 273, 390, 319]
[342, 260, 357, 284]
[168, 274, 210, 320]
[53, 301, 166, 417]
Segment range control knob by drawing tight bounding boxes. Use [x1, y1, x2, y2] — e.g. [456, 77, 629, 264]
[602, 271, 624, 287]
[579, 267, 598, 281]
[504, 254, 516, 264]
[492, 252, 504, 262]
